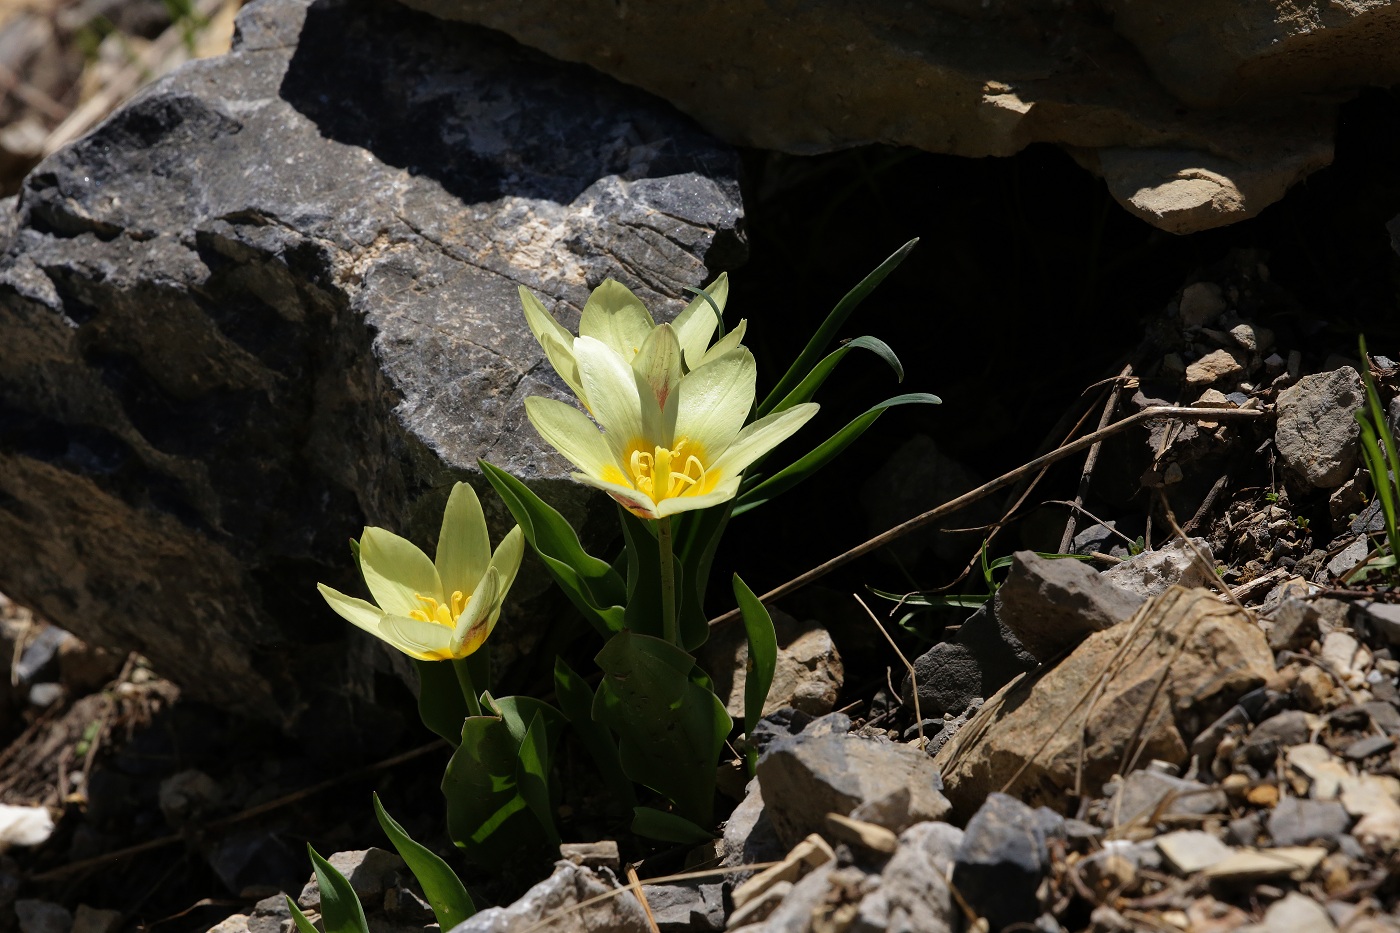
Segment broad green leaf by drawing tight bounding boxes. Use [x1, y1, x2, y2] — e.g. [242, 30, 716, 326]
[415, 658, 474, 744]
[592, 631, 731, 826]
[768, 336, 902, 415]
[372, 794, 475, 928]
[632, 807, 715, 844]
[285, 899, 320, 933]
[732, 574, 777, 761]
[515, 711, 561, 847]
[554, 657, 635, 812]
[308, 845, 371, 933]
[479, 461, 626, 635]
[443, 710, 538, 866]
[735, 393, 941, 515]
[759, 238, 918, 415]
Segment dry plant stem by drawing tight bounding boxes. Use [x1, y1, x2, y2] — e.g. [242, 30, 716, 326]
[626, 865, 662, 933]
[1059, 366, 1132, 554]
[708, 406, 1265, 628]
[854, 594, 923, 748]
[0, 60, 68, 123]
[27, 740, 448, 882]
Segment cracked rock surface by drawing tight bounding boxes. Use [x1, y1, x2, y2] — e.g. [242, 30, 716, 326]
[0, 0, 743, 733]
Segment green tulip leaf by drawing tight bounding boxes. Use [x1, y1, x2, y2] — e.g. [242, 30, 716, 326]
[479, 461, 627, 635]
[736, 393, 941, 514]
[632, 806, 716, 845]
[372, 794, 475, 928]
[592, 631, 731, 826]
[285, 899, 320, 933]
[554, 657, 634, 812]
[515, 711, 561, 847]
[307, 845, 370, 933]
[732, 574, 777, 762]
[414, 658, 474, 744]
[767, 335, 903, 415]
[759, 238, 918, 415]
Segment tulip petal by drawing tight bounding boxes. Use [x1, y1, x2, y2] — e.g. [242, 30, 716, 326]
[318, 584, 386, 637]
[654, 475, 742, 517]
[450, 566, 500, 656]
[632, 323, 685, 413]
[672, 275, 726, 369]
[487, 525, 525, 602]
[379, 614, 456, 661]
[359, 527, 443, 617]
[694, 318, 748, 370]
[708, 402, 820, 477]
[436, 482, 491, 600]
[571, 472, 660, 520]
[574, 336, 646, 460]
[673, 347, 756, 456]
[520, 288, 584, 398]
[524, 396, 624, 482]
[579, 279, 653, 361]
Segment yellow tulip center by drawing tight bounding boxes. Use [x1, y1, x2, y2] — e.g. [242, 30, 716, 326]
[409, 591, 467, 627]
[628, 438, 708, 503]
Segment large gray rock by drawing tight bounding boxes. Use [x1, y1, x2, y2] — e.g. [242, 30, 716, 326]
[0, 0, 742, 732]
[994, 551, 1144, 662]
[449, 861, 650, 933]
[1276, 367, 1364, 489]
[756, 732, 950, 849]
[389, 1, 1400, 233]
[901, 603, 1038, 717]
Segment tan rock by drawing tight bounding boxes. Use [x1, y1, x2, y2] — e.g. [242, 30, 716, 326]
[1185, 349, 1246, 387]
[934, 587, 1274, 819]
[702, 611, 843, 720]
[398, 2, 1398, 233]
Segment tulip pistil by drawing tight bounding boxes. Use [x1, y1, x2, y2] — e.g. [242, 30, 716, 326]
[410, 591, 467, 627]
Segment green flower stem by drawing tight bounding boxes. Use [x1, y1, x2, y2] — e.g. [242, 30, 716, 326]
[453, 656, 483, 718]
[658, 515, 676, 645]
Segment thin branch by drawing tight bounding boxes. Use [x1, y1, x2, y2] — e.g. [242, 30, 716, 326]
[708, 407, 1265, 628]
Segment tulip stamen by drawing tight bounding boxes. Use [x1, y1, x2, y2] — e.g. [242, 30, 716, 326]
[626, 440, 708, 504]
[410, 592, 467, 628]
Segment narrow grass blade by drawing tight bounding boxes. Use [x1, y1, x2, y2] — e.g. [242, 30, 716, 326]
[759, 238, 918, 414]
[372, 794, 475, 928]
[767, 335, 902, 415]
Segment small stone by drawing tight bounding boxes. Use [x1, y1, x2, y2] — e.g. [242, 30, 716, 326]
[1247, 784, 1281, 808]
[1344, 734, 1395, 761]
[17, 902, 73, 933]
[1179, 283, 1227, 328]
[1358, 602, 1400, 648]
[731, 834, 834, 909]
[297, 849, 405, 909]
[1227, 813, 1264, 846]
[1259, 892, 1337, 933]
[823, 812, 898, 854]
[204, 915, 250, 933]
[1321, 631, 1369, 679]
[159, 770, 223, 826]
[1267, 600, 1321, 652]
[70, 907, 120, 933]
[1229, 323, 1272, 353]
[1156, 830, 1232, 874]
[1287, 744, 1350, 800]
[723, 880, 789, 929]
[1353, 806, 1400, 851]
[1111, 770, 1227, 826]
[952, 793, 1048, 932]
[1202, 846, 1326, 884]
[559, 841, 619, 872]
[1242, 710, 1311, 764]
[1276, 368, 1364, 489]
[1326, 539, 1371, 578]
[1337, 773, 1400, 817]
[1295, 665, 1338, 711]
[637, 881, 724, 932]
[1103, 538, 1217, 599]
[1186, 349, 1246, 387]
[1267, 797, 1352, 847]
[993, 551, 1144, 660]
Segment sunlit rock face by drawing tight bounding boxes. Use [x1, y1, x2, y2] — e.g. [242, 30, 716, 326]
[0, 0, 743, 739]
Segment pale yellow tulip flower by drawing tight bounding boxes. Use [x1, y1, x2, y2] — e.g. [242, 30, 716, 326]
[317, 483, 524, 661]
[526, 331, 818, 520]
[520, 275, 747, 412]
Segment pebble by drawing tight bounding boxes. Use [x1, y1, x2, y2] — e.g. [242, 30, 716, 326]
[1267, 797, 1352, 847]
[1156, 830, 1232, 874]
[1258, 892, 1337, 933]
[1186, 349, 1246, 387]
[1343, 734, 1395, 761]
[1202, 846, 1326, 884]
[1287, 744, 1349, 799]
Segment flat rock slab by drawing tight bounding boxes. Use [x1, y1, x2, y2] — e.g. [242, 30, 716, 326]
[0, 0, 742, 731]
[934, 586, 1275, 820]
[391, 0, 1400, 232]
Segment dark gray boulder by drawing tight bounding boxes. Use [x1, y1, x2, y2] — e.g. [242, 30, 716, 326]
[0, 0, 743, 739]
[995, 550, 1144, 661]
[901, 603, 1038, 718]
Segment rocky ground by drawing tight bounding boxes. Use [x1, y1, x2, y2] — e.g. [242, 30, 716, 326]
[5, 249, 1400, 932]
